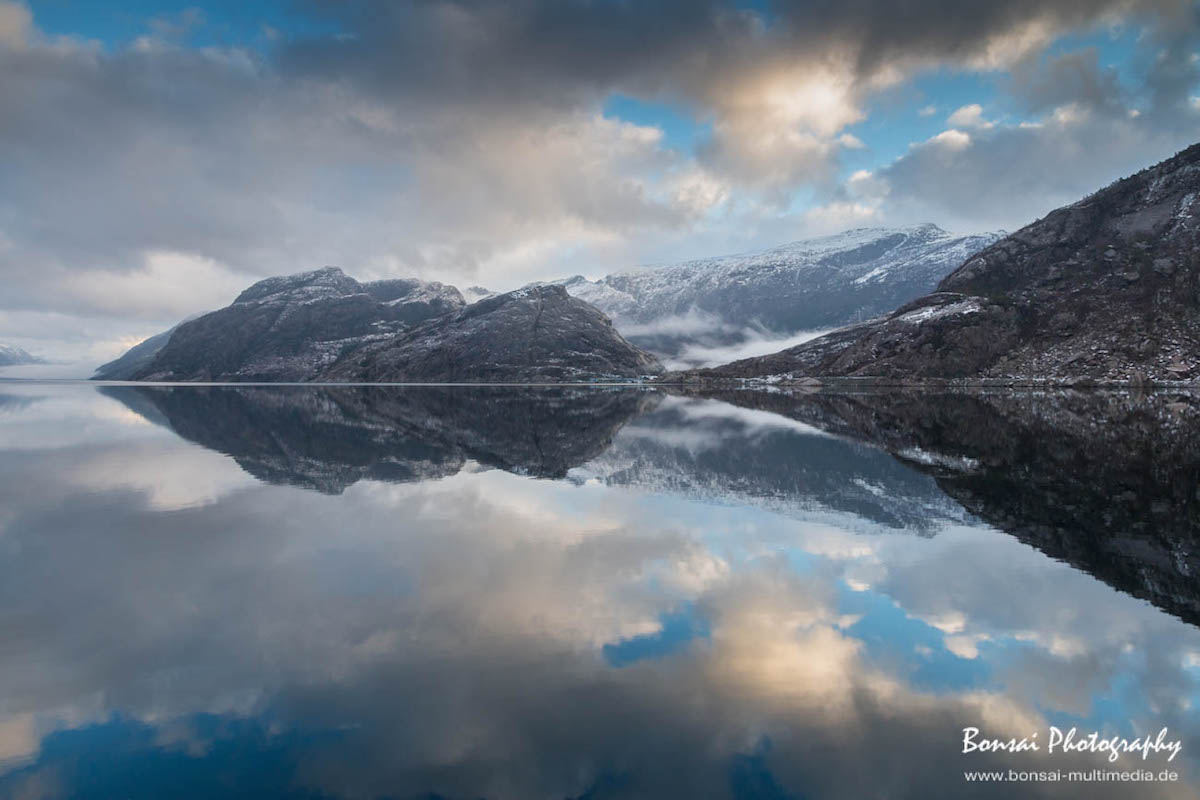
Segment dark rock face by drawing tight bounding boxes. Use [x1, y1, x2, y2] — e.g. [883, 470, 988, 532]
[690, 144, 1200, 383]
[319, 285, 663, 382]
[563, 224, 1001, 361]
[102, 385, 657, 493]
[692, 388, 1200, 625]
[362, 277, 466, 324]
[691, 293, 1026, 380]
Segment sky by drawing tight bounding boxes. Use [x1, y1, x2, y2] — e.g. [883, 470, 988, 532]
[2, 0, 1199, 364]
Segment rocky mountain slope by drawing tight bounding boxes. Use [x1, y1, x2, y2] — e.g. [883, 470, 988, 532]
[108, 268, 465, 382]
[688, 144, 1200, 384]
[319, 285, 661, 382]
[113, 270, 659, 382]
[557, 224, 1000, 362]
[0, 345, 43, 367]
[691, 388, 1200, 624]
[93, 320, 195, 380]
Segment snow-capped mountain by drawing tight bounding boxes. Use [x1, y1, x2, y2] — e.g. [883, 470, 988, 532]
[320, 285, 662, 382]
[92, 224, 1000, 379]
[686, 145, 1200, 384]
[94, 269, 470, 381]
[107, 269, 659, 382]
[555, 224, 1002, 367]
[0, 345, 43, 367]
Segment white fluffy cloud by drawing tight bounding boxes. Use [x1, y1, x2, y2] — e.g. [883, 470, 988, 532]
[947, 103, 995, 128]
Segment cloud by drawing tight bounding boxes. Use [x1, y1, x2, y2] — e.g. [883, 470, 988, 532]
[0, 0, 28, 48]
[1007, 47, 1127, 116]
[0, 0, 1198, 359]
[818, 11, 1200, 234]
[947, 103, 995, 128]
[861, 104, 1198, 232]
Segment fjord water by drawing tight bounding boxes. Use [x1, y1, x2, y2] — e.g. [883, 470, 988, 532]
[0, 384, 1197, 799]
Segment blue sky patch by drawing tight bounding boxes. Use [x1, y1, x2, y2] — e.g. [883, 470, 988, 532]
[603, 604, 711, 667]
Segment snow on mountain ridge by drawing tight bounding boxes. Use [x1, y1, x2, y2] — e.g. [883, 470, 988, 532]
[551, 224, 1003, 364]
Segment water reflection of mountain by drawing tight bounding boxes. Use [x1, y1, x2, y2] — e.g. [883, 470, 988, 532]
[572, 395, 969, 534]
[0, 392, 40, 413]
[690, 388, 1200, 625]
[102, 385, 657, 493]
[107, 385, 969, 533]
[102, 384, 1200, 624]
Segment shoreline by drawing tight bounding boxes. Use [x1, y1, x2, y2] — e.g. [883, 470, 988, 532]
[3, 376, 1197, 391]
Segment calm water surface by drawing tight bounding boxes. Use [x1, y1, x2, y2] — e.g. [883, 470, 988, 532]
[0, 383, 1197, 799]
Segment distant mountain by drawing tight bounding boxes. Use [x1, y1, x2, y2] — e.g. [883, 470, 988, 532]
[555, 224, 1001, 364]
[0, 345, 43, 367]
[689, 144, 1200, 385]
[114, 270, 659, 382]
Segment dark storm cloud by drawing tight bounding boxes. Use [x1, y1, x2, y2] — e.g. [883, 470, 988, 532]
[1008, 48, 1129, 116]
[283, 0, 1186, 98]
[0, 0, 1198, 360]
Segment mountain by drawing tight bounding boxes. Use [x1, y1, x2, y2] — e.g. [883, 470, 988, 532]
[0, 345, 44, 367]
[694, 388, 1200, 625]
[319, 284, 662, 382]
[556, 224, 1001, 364]
[116, 268, 467, 382]
[102, 385, 657, 493]
[93, 319, 198, 380]
[114, 270, 659, 382]
[689, 144, 1200, 384]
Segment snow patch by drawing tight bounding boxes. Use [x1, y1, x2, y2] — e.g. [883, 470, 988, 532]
[896, 446, 979, 472]
[897, 299, 983, 325]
